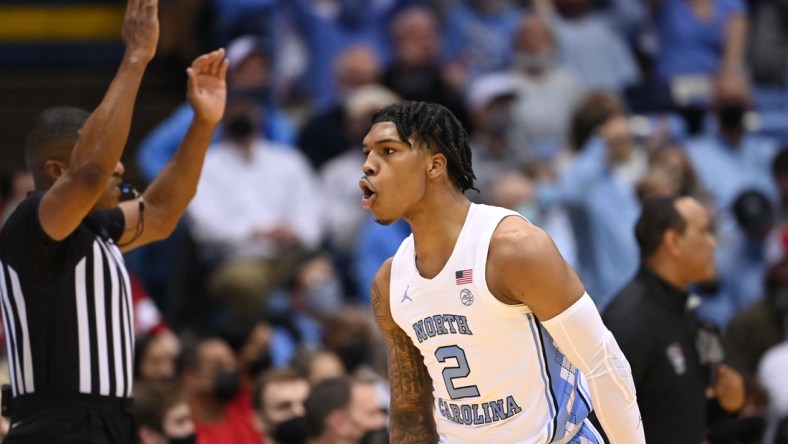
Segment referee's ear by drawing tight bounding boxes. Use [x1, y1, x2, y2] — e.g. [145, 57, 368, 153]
[43, 159, 67, 184]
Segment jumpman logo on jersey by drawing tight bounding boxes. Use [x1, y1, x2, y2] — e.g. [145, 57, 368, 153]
[401, 285, 412, 303]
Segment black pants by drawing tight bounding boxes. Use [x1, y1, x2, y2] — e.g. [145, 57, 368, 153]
[4, 393, 134, 444]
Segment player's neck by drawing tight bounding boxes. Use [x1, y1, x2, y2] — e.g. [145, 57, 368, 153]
[407, 194, 471, 279]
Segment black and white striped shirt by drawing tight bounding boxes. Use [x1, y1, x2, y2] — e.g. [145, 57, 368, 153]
[0, 191, 134, 399]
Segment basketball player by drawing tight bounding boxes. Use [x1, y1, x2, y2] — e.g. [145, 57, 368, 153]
[361, 102, 645, 443]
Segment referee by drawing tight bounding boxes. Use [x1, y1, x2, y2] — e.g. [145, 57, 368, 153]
[0, 0, 228, 440]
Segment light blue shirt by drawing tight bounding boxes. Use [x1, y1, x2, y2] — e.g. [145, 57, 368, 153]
[654, 0, 746, 81]
[442, 3, 524, 81]
[696, 214, 769, 329]
[136, 102, 295, 182]
[354, 218, 410, 304]
[549, 13, 640, 93]
[552, 138, 641, 310]
[685, 133, 780, 210]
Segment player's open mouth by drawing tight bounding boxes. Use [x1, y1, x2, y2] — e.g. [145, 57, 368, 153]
[359, 180, 377, 209]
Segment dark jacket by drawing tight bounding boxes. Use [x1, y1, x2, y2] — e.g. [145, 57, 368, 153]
[603, 267, 709, 444]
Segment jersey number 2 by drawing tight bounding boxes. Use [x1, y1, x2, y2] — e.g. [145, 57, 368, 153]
[435, 345, 480, 400]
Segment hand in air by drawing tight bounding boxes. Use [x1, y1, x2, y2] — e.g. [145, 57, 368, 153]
[187, 49, 229, 125]
[121, 0, 159, 65]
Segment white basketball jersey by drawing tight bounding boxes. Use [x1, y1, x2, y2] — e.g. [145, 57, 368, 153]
[390, 204, 595, 444]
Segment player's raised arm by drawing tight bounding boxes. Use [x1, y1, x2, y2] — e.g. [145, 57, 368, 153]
[487, 217, 646, 444]
[38, 0, 158, 241]
[370, 259, 439, 444]
[117, 48, 228, 251]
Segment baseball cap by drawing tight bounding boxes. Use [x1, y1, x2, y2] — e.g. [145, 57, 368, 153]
[225, 35, 269, 74]
[466, 72, 519, 112]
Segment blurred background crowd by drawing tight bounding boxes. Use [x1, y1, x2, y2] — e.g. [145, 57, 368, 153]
[2, 0, 788, 442]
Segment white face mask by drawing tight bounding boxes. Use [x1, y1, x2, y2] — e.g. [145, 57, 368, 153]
[513, 51, 555, 74]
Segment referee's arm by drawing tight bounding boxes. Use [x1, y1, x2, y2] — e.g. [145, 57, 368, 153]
[118, 49, 228, 253]
[38, 0, 158, 242]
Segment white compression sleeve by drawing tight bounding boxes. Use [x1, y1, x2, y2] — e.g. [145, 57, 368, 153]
[541, 293, 645, 444]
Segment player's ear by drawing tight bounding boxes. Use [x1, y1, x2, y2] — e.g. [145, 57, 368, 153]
[427, 153, 447, 179]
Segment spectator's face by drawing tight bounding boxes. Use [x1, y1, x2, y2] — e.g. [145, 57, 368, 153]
[308, 352, 346, 385]
[223, 100, 261, 144]
[161, 402, 195, 440]
[393, 10, 440, 67]
[195, 340, 238, 396]
[261, 379, 309, 429]
[601, 115, 635, 164]
[139, 334, 178, 380]
[651, 148, 690, 177]
[674, 198, 717, 282]
[344, 383, 386, 441]
[335, 48, 380, 96]
[230, 53, 269, 90]
[238, 323, 272, 379]
[515, 17, 553, 55]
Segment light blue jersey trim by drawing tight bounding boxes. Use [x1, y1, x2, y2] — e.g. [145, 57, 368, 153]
[530, 318, 594, 443]
[567, 419, 604, 443]
[526, 313, 557, 443]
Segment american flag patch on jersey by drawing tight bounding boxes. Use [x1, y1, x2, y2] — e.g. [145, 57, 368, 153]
[455, 269, 473, 285]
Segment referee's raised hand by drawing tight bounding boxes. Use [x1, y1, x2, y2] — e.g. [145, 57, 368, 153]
[121, 0, 159, 66]
[187, 48, 229, 125]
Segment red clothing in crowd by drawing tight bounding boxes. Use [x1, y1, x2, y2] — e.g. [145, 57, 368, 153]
[195, 385, 262, 444]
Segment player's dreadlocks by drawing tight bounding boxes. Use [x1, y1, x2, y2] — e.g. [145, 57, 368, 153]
[371, 101, 478, 193]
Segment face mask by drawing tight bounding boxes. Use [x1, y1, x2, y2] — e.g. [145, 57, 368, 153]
[226, 115, 254, 140]
[360, 427, 389, 444]
[484, 107, 512, 137]
[228, 87, 269, 103]
[513, 51, 554, 73]
[272, 415, 310, 444]
[169, 433, 197, 444]
[247, 348, 272, 379]
[717, 103, 746, 131]
[304, 276, 343, 315]
[213, 370, 240, 402]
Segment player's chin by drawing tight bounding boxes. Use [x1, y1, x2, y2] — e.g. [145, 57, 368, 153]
[374, 217, 397, 226]
[370, 206, 396, 226]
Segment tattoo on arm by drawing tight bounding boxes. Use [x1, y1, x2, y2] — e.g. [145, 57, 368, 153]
[372, 280, 438, 443]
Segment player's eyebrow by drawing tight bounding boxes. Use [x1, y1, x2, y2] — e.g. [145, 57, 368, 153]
[363, 138, 409, 148]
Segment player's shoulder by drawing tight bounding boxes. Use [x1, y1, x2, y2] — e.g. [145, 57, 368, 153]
[370, 257, 396, 325]
[371, 257, 394, 296]
[490, 216, 556, 264]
